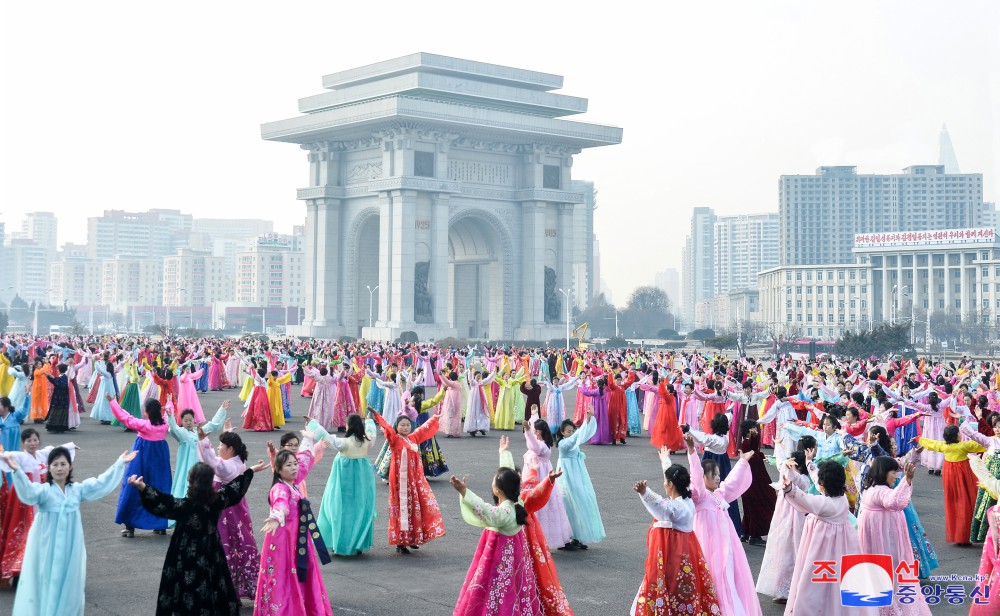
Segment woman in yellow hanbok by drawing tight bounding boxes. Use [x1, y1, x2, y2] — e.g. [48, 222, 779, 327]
[266, 368, 294, 428]
[493, 368, 526, 430]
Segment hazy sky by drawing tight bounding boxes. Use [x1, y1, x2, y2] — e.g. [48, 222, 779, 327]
[2, 1, 997, 304]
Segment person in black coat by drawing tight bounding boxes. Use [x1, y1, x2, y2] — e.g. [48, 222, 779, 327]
[129, 460, 268, 615]
[45, 363, 70, 433]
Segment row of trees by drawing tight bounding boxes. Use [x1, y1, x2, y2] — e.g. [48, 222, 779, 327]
[574, 286, 680, 339]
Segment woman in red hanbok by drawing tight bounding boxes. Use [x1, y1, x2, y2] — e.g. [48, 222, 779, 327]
[243, 368, 274, 432]
[650, 380, 684, 452]
[371, 407, 446, 553]
[607, 370, 634, 445]
[631, 464, 720, 615]
[330, 366, 357, 429]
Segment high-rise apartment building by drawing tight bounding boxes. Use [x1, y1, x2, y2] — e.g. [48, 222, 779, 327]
[235, 234, 305, 308]
[653, 268, 681, 310]
[192, 218, 273, 238]
[780, 165, 984, 266]
[101, 256, 163, 313]
[88, 209, 193, 260]
[681, 207, 716, 325]
[50, 257, 102, 307]
[713, 213, 779, 294]
[7, 239, 49, 303]
[21, 212, 58, 253]
[163, 249, 231, 307]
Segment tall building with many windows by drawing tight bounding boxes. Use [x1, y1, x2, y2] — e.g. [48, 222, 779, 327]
[88, 209, 193, 260]
[20, 212, 58, 253]
[681, 207, 716, 326]
[780, 165, 984, 266]
[713, 213, 778, 294]
[163, 249, 231, 307]
[235, 234, 305, 309]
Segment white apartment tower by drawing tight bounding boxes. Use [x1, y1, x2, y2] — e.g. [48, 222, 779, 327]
[779, 165, 984, 266]
[163, 249, 232, 307]
[21, 212, 58, 253]
[235, 235, 305, 308]
[88, 209, 193, 260]
[681, 207, 716, 326]
[713, 213, 779, 294]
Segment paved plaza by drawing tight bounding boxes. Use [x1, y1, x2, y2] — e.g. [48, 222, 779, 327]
[0, 386, 979, 615]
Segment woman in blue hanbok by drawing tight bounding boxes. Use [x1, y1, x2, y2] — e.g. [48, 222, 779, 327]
[555, 410, 605, 547]
[3, 448, 134, 616]
[6, 364, 29, 411]
[625, 374, 643, 436]
[165, 401, 228, 499]
[88, 359, 116, 423]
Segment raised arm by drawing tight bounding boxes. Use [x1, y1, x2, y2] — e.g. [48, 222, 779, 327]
[109, 398, 147, 432]
[458, 488, 515, 529]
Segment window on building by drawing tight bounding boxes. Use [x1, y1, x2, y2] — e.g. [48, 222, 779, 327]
[796, 314, 802, 322]
[985, 284, 990, 293]
[838, 285, 845, 293]
[807, 328, 813, 336]
[796, 272, 802, 281]
[807, 300, 812, 308]
[807, 314, 813, 322]
[839, 314, 845, 323]
[796, 300, 801, 308]
[850, 300, 856, 308]
[838, 271, 845, 280]
[786, 272, 792, 281]
[861, 300, 867, 309]
[818, 314, 823, 322]
[807, 286, 813, 294]
[984, 252, 991, 261]
[850, 271, 856, 280]
[984, 268, 990, 278]
[850, 314, 857, 323]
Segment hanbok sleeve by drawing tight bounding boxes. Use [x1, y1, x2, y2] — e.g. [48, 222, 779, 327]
[166, 411, 186, 443]
[217, 469, 255, 509]
[10, 465, 49, 506]
[421, 388, 446, 410]
[371, 408, 400, 449]
[308, 420, 348, 452]
[140, 484, 183, 519]
[266, 483, 292, 527]
[970, 454, 1000, 499]
[109, 399, 146, 432]
[562, 415, 598, 452]
[917, 437, 946, 453]
[865, 480, 912, 512]
[202, 405, 228, 434]
[783, 483, 841, 518]
[499, 449, 516, 471]
[687, 449, 708, 504]
[637, 488, 688, 525]
[410, 414, 440, 444]
[459, 489, 515, 529]
[77, 457, 128, 502]
[522, 476, 554, 515]
[717, 457, 753, 502]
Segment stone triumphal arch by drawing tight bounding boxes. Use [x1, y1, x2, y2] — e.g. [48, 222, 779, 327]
[262, 53, 622, 341]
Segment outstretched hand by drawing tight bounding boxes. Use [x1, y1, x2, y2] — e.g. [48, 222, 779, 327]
[633, 480, 647, 495]
[121, 450, 138, 463]
[499, 435, 509, 452]
[261, 518, 279, 535]
[0, 452, 19, 471]
[222, 400, 231, 410]
[739, 449, 755, 462]
[250, 459, 269, 473]
[547, 468, 563, 483]
[127, 474, 147, 490]
[658, 445, 671, 462]
[449, 475, 468, 496]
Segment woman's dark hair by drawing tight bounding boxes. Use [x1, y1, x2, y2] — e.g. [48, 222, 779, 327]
[869, 425, 893, 455]
[943, 424, 960, 444]
[865, 456, 900, 490]
[393, 415, 413, 431]
[978, 395, 990, 412]
[144, 399, 164, 425]
[345, 414, 370, 444]
[775, 385, 787, 399]
[186, 462, 218, 506]
[257, 367, 267, 378]
[822, 414, 841, 431]
[45, 446, 73, 484]
[990, 412, 1000, 431]
[851, 392, 866, 407]
[844, 406, 860, 420]
[555, 419, 577, 444]
[271, 449, 298, 493]
[319, 366, 328, 377]
[533, 419, 554, 448]
[493, 467, 529, 526]
[280, 432, 300, 448]
[928, 392, 940, 412]
[21, 427, 39, 443]
[180, 408, 195, 421]
[816, 460, 847, 497]
[797, 434, 817, 451]
[0, 397, 11, 413]
[664, 464, 692, 499]
[57, 363, 67, 374]
[701, 457, 720, 477]
[789, 450, 807, 474]
[739, 419, 757, 440]
[709, 412, 729, 436]
[219, 431, 249, 462]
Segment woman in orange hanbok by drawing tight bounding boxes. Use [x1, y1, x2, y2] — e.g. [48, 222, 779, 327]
[650, 379, 685, 452]
[28, 359, 51, 422]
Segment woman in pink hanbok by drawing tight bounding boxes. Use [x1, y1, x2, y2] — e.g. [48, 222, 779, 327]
[685, 434, 763, 616]
[207, 353, 223, 391]
[176, 363, 206, 423]
[756, 451, 811, 604]
[782, 460, 876, 615]
[438, 369, 464, 437]
[303, 366, 335, 430]
[330, 366, 357, 429]
[255, 444, 332, 616]
[858, 457, 932, 616]
[224, 352, 241, 389]
[450, 468, 541, 616]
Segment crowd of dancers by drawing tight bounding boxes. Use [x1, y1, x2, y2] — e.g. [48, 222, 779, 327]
[1, 334, 1000, 614]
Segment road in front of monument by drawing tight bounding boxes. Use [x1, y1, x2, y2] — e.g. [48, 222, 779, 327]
[0, 387, 977, 615]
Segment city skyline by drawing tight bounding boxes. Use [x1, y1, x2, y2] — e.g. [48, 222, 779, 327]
[2, 1, 997, 304]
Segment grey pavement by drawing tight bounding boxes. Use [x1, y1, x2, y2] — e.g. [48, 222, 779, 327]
[0, 387, 977, 615]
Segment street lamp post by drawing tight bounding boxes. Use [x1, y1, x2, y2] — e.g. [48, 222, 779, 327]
[262, 307, 266, 334]
[366, 285, 379, 329]
[558, 288, 571, 350]
[89, 295, 102, 335]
